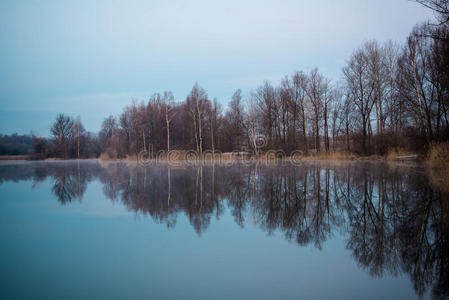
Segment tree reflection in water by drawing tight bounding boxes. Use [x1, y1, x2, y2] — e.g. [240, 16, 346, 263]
[0, 160, 447, 299]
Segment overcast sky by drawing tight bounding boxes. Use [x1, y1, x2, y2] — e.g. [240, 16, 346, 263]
[0, 0, 435, 136]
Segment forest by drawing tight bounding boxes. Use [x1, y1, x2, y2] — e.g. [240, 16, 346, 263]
[2, 0, 449, 160]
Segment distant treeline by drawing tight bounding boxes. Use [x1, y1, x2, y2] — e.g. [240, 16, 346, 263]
[2, 1, 448, 159]
[0, 134, 34, 155]
[91, 23, 449, 158]
[32, 117, 102, 159]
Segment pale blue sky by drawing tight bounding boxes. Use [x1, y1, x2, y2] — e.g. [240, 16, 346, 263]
[0, 0, 434, 136]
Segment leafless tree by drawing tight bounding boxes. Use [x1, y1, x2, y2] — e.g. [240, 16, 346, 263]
[245, 93, 261, 154]
[414, 0, 449, 25]
[398, 25, 437, 141]
[291, 71, 309, 153]
[51, 114, 74, 158]
[382, 40, 401, 136]
[163, 91, 175, 152]
[208, 98, 221, 153]
[224, 89, 246, 151]
[255, 82, 277, 147]
[187, 83, 208, 156]
[343, 45, 376, 153]
[305, 68, 328, 152]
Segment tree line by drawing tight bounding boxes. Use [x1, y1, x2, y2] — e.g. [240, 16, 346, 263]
[0, 134, 34, 155]
[3, 0, 447, 159]
[94, 21, 448, 158]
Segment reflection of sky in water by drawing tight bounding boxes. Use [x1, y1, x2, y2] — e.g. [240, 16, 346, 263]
[0, 161, 444, 299]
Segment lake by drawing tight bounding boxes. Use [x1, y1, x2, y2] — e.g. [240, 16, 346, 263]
[0, 160, 447, 300]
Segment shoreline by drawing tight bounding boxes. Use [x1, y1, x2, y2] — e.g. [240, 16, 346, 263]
[0, 154, 423, 163]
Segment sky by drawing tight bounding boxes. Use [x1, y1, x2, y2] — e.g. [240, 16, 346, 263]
[0, 0, 435, 136]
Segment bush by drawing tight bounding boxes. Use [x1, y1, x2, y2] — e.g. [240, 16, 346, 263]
[426, 142, 449, 195]
[426, 142, 449, 169]
[386, 147, 412, 161]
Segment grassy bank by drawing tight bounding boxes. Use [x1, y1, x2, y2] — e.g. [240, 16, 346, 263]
[426, 142, 449, 170]
[0, 155, 32, 160]
[386, 148, 420, 161]
[300, 151, 357, 161]
[98, 150, 387, 162]
[0, 149, 427, 163]
[426, 143, 449, 195]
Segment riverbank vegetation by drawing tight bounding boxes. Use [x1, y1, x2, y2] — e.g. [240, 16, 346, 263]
[426, 142, 449, 194]
[91, 17, 448, 161]
[1, 1, 448, 164]
[0, 134, 34, 156]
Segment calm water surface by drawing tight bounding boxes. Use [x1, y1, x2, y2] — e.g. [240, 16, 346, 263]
[0, 160, 448, 300]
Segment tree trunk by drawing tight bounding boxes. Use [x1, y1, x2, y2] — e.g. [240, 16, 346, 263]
[197, 99, 203, 157]
[165, 106, 170, 152]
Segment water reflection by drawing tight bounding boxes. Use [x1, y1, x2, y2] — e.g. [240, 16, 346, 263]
[0, 160, 448, 299]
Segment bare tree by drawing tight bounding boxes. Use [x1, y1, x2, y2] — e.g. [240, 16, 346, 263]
[342, 94, 354, 152]
[225, 89, 246, 150]
[187, 84, 208, 156]
[291, 71, 309, 153]
[255, 81, 277, 147]
[279, 77, 291, 149]
[99, 115, 119, 158]
[245, 93, 260, 154]
[163, 91, 175, 152]
[382, 40, 401, 136]
[343, 45, 376, 154]
[330, 87, 344, 150]
[398, 26, 436, 141]
[71, 116, 86, 159]
[208, 98, 220, 153]
[414, 0, 449, 25]
[305, 68, 327, 152]
[51, 114, 74, 158]
[322, 78, 332, 152]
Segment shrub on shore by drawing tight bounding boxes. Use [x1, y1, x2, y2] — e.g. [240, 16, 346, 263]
[426, 142, 449, 195]
[301, 151, 357, 161]
[426, 142, 449, 170]
[386, 148, 413, 161]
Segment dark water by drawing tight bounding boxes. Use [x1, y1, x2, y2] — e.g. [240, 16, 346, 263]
[0, 160, 448, 300]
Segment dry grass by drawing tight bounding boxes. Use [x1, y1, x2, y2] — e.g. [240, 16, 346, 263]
[98, 153, 112, 161]
[428, 170, 449, 195]
[386, 148, 415, 161]
[0, 155, 31, 160]
[426, 142, 449, 169]
[164, 150, 191, 161]
[426, 142, 449, 195]
[99, 152, 138, 161]
[301, 151, 357, 161]
[125, 154, 138, 161]
[96, 149, 408, 163]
